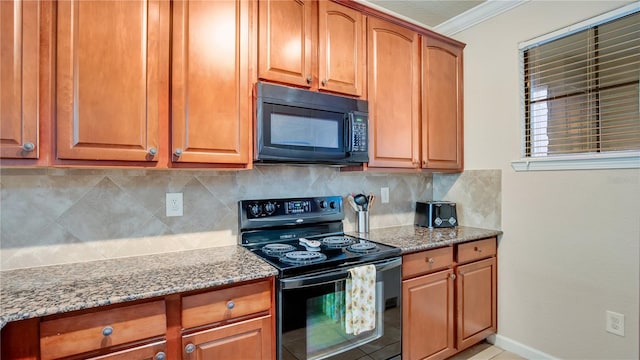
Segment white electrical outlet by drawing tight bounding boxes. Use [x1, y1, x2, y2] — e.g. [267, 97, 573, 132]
[606, 310, 625, 337]
[381, 187, 390, 204]
[166, 193, 183, 217]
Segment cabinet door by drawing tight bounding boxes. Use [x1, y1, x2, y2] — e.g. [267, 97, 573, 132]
[402, 269, 455, 360]
[258, 0, 312, 87]
[1, 0, 39, 159]
[317, 1, 365, 97]
[56, 0, 167, 161]
[367, 17, 420, 168]
[88, 341, 166, 360]
[182, 315, 273, 360]
[456, 257, 497, 351]
[171, 0, 251, 165]
[422, 36, 463, 170]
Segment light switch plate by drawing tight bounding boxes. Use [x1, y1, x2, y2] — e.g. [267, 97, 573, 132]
[381, 187, 390, 203]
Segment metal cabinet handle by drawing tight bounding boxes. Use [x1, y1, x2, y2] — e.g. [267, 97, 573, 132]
[306, 76, 312, 84]
[474, 246, 482, 253]
[102, 326, 113, 336]
[148, 147, 158, 156]
[173, 148, 183, 157]
[227, 300, 235, 309]
[450, 274, 457, 280]
[185, 343, 196, 353]
[154, 352, 166, 360]
[426, 257, 434, 264]
[321, 79, 327, 86]
[22, 142, 35, 152]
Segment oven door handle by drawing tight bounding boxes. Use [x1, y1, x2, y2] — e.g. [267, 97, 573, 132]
[280, 257, 401, 290]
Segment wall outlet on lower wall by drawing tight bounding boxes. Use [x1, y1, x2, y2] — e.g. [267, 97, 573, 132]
[166, 192, 184, 217]
[605, 310, 625, 336]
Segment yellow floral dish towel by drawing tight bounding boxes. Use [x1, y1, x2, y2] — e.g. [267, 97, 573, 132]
[345, 264, 376, 335]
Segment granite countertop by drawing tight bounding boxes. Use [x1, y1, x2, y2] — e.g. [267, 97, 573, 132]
[348, 225, 503, 253]
[0, 245, 278, 329]
[1, 225, 501, 330]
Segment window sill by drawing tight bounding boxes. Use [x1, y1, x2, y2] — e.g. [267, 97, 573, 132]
[511, 152, 640, 171]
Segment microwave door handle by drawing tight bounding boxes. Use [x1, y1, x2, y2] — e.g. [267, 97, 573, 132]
[345, 113, 353, 153]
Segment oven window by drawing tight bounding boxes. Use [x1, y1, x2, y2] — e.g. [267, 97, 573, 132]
[281, 281, 384, 360]
[271, 113, 339, 149]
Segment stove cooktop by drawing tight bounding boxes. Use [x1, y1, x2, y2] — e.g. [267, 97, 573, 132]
[245, 234, 400, 277]
[238, 196, 401, 277]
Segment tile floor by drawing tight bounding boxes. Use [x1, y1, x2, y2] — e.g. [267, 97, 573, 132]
[449, 341, 526, 360]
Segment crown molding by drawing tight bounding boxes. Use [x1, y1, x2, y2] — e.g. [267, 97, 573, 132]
[434, 0, 530, 36]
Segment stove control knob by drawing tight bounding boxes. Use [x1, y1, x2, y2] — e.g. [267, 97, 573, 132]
[249, 204, 262, 217]
[264, 202, 276, 214]
[329, 201, 337, 209]
[319, 200, 328, 209]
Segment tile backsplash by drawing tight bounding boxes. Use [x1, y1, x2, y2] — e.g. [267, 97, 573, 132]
[434, 169, 502, 230]
[1, 166, 436, 270]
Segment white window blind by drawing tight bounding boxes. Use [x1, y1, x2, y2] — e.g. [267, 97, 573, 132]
[521, 8, 640, 159]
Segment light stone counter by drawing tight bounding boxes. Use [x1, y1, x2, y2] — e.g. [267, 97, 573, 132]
[349, 225, 503, 254]
[0, 245, 277, 329]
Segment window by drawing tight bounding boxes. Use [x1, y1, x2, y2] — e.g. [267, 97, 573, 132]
[514, 4, 640, 171]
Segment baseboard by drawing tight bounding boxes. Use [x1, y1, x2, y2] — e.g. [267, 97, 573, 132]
[487, 334, 559, 360]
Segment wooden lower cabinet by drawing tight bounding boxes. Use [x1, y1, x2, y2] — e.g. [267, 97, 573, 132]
[403, 269, 455, 360]
[0, 278, 275, 360]
[88, 341, 167, 360]
[182, 316, 272, 360]
[456, 257, 497, 351]
[402, 238, 497, 360]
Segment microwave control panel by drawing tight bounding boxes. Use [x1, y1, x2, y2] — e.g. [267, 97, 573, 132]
[350, 112, 368, 153]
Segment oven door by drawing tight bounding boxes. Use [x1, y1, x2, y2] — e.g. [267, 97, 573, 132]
[278, 258, 402, 360]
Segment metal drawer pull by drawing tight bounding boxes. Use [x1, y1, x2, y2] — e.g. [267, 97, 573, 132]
[185, 343, 196, 353]
[450, 274, 456, 280]
[22, 142, 35, 152]
[173, 148, 183, 157]
[426, 257, 435, 264]
[474, 246, 482, 253]
[154, 352, 166, 360]
[306, 76, 312, 84]
[102, 326, 113, 336]
[227, 300, 235, 309]
[148, 147, 158, 156]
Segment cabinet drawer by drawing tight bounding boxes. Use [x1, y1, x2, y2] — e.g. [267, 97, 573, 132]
[403, 246, 453, 279]
[40, 300, 166, 360]
[182, 280, 271, 329]
[457, 237, 496, 264]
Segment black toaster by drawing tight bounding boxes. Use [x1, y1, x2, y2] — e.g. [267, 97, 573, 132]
[415, 201, 458, 228]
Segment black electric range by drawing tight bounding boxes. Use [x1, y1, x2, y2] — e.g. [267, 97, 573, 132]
[238, 195, 400, 277]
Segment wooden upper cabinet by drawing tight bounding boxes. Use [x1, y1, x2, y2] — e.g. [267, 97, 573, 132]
[259, 0, 364, 97]
[422, 35, 464, 171]
[258, 0, 312, 88]
[1, 0, 39, 159]
[317, 1, 365, 96]
[56, 0, 168, 162]
[171, 0, 251, 165]
[367, 17, 420, 168]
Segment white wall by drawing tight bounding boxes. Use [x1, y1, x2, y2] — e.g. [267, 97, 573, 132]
[454, 1, 640, 358]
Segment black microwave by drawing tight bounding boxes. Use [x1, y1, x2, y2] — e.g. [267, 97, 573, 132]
[254, 82, 368, 165]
